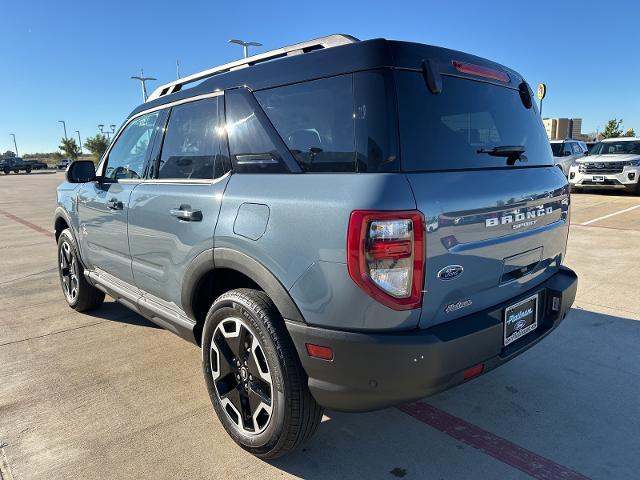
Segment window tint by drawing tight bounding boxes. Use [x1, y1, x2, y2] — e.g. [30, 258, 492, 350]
[395, 72, 553, 170]
[158, 98, 224, 180]
[590, 140, 640, 155]
[550, 143, 562, 156]
[354, 70, 399, 172]
[104, 111, 159, 180]
[225, 90, 288, 173]
[255, 75, 356, 172]
[571, 143, 582, 154]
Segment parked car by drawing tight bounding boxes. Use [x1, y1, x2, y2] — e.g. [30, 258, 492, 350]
[23, 159, 48, 170]
[569, 137, 640, 193]
[54, 34, 577, 458]
[0, 157, 32, 174]
[56, 159, 70, 170]
[550, 139, 588, 176]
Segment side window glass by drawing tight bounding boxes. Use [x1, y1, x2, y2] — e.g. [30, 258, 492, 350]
[563, 144, 572, 155]
[158, 98, 223, 180]
[225, 90, 288, 173]
[571, 143, 581, 154]
[104, 111, 159, 180]
[255, 75, 356, 172]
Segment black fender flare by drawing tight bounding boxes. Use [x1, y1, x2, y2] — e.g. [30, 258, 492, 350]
[53, 207, 76, 242]
[181, 247, 304, 323]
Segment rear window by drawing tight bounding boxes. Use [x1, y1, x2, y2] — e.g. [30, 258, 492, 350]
[395, 72, 553, 171]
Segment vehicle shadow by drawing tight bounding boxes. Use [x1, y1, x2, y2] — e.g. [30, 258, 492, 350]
[89, 300, 161, 329]
[268, 308, 639, 480]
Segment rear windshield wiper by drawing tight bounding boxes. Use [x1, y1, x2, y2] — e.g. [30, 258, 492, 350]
[477, 145, 527, 165]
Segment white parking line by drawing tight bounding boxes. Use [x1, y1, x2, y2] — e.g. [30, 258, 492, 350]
[580, 204, 640, 226]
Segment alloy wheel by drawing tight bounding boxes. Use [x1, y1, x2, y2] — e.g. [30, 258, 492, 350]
[59, 241, 79, 303]
[210, 317, 273, 435]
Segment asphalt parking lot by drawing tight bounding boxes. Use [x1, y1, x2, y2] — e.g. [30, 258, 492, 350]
[1, 171, 639, 480]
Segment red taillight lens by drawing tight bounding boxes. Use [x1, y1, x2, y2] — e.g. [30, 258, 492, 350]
[463, 363, 485, 381]
[347, 210, 425, 310]
[452, 60, 510, 82]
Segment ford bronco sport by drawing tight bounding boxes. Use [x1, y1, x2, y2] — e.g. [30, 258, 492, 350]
[54, 34, 577, 458]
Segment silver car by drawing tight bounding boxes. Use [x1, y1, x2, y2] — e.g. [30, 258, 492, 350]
[550, 139, 588, 176]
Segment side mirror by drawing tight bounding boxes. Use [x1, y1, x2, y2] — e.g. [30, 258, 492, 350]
[66, 160, 97, 183]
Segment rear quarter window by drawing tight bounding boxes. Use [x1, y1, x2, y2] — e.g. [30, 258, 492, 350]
[395, 72, 553, 171]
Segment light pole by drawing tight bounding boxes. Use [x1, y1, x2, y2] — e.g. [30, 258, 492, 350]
[98, 124, 116, 140]
[75, 130, 83, 154]
[228, 39, 263, 58]
[130, 68, 157, 102]
[58, 120, 68, 140]
[9, 133, 18, 157]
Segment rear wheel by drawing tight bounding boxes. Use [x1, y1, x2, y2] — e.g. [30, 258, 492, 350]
[57, 229, 105, 311]
[202, 288, 323, 459]
[13, 169, 19, 174]
[25, 166, 32, 174]
[2, 167, 9, 175]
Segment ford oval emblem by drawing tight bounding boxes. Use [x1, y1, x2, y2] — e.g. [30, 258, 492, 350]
[514, 319, 527, 331]
[437, 265, 464, 281]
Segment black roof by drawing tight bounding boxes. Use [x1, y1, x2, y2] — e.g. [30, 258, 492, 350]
[129, 38, 525, 118]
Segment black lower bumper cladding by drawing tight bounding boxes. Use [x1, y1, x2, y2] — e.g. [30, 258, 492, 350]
[287, 266, 577, 412]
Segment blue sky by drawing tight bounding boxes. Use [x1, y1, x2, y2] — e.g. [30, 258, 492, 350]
[1, 0, 639, 154]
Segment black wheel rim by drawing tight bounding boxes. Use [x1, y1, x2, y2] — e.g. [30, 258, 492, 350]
[59, 241, 79, 303]
[210, 317, 273, 435]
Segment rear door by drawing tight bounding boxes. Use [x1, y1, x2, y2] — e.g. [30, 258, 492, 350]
[77, 111, 160, 285]
[394, 71, 570, 329]
[128, 93, 230, 314]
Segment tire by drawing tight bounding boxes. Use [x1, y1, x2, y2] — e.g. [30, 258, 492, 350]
[2, 167, 9, 175]
[25, 166, 32, 174]
[202, 288, 323, 459]
[13, 169, 19, 174]
[57, 229, 105, 311]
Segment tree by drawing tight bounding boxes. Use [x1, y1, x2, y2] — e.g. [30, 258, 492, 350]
[624, 128, 636, 137]
[601, 119, 624, 139]
[84, 134, 110, 160]
[2, 150, 16, 158]
[59, 137, 81, 160]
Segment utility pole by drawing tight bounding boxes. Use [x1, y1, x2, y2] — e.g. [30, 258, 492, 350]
[130, 68, 157, 102]
[9, 133, 18, 157]
[75, 130, 83, 154]
[228, 39, 263, 58]
[176, 59, 181, 79]
[58, 120, 68, 140]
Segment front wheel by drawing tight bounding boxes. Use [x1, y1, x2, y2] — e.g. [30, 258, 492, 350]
[57, 229, 105, 311]
[25, 166, 32, 174]
[2, 167, 9, 175]
[13, 169, 19, 174]
[202, 289, 323, 459]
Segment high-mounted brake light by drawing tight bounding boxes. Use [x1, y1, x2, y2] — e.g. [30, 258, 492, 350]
[452, 60, 510, 82]
[347, 211, 425, 310]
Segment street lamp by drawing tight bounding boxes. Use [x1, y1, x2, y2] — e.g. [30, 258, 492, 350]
[75, 130, 83, 154]
[228, 39, 263, 58]
[98, 124, 116, 140]
[130, 68, 157, 102]
[9, 133, 18, 157]
[58, 120, 67, 140]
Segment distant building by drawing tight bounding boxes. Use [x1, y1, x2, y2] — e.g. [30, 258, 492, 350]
[543, 117, 584, 140]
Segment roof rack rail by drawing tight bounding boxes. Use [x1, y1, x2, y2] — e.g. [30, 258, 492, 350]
[146, 34, 359, 102]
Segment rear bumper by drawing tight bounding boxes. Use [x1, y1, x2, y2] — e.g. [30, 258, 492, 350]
[287, 266, 577, 412]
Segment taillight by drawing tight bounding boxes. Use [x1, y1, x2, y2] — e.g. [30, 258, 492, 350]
[347, 210, 425, 310]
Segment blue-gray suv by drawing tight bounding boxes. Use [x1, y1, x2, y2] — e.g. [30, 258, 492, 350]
[54, 34, 578, 458]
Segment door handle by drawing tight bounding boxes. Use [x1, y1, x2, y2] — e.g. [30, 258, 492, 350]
[106, 198, 123, 210]
[170, 206, 202, 222]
